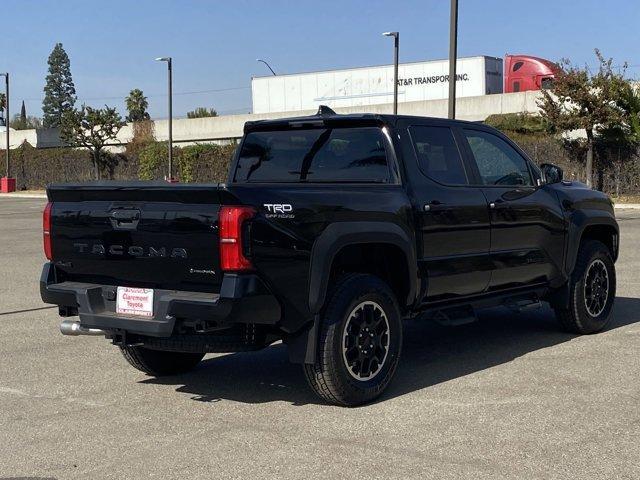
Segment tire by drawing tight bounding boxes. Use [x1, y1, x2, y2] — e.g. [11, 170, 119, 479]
[554, 240, 616, 334]
[119, 345, 205, 376]
[303, 274, 403, 406]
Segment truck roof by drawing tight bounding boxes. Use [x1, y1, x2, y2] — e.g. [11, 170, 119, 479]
[244, 110, 481, 132]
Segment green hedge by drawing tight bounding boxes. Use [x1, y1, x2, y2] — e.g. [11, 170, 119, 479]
[136, 142, 234, 183]
[0, 141, 236, 190]
[0, 143, 95, 189]
[1, 135, 637, 195]
[484, 113, 549, 135]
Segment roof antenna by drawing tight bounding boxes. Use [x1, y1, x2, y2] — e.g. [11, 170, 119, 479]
[316, 105, 336, 116]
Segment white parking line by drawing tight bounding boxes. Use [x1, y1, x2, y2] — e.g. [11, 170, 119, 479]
[0, 386, 107, 408]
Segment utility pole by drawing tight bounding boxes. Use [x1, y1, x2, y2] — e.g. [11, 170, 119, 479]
[0, 72, 13, 192]
[4, 73, 8, 178]
[155, 57, 173, 181]
[448, 0, 459, 119]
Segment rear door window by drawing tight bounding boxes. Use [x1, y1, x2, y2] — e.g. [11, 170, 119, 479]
[409, 126, 468, 185]
[234, 127, 389, 183]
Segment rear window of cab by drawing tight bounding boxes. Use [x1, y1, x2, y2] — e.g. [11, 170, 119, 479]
[234, 127, 390, 183]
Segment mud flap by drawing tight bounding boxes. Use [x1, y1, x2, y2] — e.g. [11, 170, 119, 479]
[286, 315, 320, 364]
[546, 281, 570, 310]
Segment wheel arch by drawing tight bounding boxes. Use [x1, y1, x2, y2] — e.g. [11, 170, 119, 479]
[308, 222, 418, 314]
[565, 211, 619, 277]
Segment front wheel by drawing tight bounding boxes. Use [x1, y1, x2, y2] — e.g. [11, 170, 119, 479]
[304, 274, 403, 406]
[553, 240, 616, 334]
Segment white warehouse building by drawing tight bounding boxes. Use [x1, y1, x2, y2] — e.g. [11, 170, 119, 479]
[252, 56, 504, 114]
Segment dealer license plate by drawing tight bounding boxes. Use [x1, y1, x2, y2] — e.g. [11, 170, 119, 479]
[116, 287, 154, 317]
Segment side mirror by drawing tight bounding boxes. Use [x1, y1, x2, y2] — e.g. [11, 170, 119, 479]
[541, 163, 563, 184]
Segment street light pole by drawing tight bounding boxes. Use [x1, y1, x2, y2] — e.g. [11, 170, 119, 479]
[155, 57, 173, 181]
[256, 59, 277, 76]
[383, 32, 399, 115]
[448, 0, 459, 119]
[1, 73, 9, 179]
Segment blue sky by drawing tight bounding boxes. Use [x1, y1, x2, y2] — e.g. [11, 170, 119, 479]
[2, 0, 639, 119]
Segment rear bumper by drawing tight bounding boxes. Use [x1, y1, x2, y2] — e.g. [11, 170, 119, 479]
[40, 263, 281, 337]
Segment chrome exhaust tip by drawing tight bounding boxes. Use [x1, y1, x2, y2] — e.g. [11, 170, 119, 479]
[60, 320, 106, 336]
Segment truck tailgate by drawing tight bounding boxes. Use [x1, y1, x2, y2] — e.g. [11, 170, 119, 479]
[47, 183, 230, 293]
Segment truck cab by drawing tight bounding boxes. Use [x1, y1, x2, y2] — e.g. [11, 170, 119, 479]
[504, 54, 560, 93]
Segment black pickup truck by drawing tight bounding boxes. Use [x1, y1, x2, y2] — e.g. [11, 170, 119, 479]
[41, 109, 619, 406]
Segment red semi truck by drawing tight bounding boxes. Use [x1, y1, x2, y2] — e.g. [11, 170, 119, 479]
[504, 54, 560, 93]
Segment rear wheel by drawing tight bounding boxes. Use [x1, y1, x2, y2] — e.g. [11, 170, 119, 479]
[304, 274, 402, 406]
[553, 240, 616, 334]
[120, 345, 205, 376]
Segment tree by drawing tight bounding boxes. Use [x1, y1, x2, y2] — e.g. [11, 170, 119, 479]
[538, 50, 628, 187]
[186, 107, 218, 119]
[10, 114, 42, 130]
[9, 101, 42, 130]
[20, 100, 26, 124]
[42, 43, 76, 128]
[60, 105, 125, 180]
[616, 82, 640, 143]
[595, 81, 640, 194]
[125, 88, 150, 122]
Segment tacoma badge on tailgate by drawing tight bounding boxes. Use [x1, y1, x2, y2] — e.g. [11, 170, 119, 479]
[73, 243, 188, 258]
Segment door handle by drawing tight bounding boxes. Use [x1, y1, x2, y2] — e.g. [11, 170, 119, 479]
[424, 200, 444, 212]
[489, 199, 506, 210]
[109, 208, 141, 230]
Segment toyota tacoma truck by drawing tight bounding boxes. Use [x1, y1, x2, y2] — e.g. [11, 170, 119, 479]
[40, 108, 619, 406]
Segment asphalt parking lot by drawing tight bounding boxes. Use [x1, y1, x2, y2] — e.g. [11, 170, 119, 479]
[1, 197, 639, 479]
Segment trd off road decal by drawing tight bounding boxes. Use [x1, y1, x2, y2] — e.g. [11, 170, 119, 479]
[263, 203, 294, 219]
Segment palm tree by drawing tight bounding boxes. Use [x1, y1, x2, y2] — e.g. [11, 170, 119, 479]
[125, 89, 150, 123]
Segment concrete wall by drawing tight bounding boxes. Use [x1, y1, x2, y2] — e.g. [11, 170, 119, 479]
[2, 90, 543, 150]
[1, 126, 61, 149]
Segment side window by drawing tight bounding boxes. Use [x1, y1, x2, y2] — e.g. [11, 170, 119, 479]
[409, 126, 467, 185]
[306, 127, 389, 182]
[463, 129, 533, 186]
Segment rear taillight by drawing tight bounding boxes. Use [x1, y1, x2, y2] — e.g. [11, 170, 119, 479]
[219, 206, 255, 272]
[43, 202, 53, 260]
